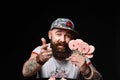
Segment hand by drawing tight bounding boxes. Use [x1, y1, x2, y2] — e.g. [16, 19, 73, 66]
[69, 53, 86, 67]
[69, 53, 90, 74]
[38, 37, 53, 62]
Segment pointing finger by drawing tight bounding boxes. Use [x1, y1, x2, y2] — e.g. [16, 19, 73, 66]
[41, 37, 48, 50]
[41, 37, 46, 46]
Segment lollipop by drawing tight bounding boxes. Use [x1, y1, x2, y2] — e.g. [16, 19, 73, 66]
[87, 45, 95, 54]
[85, 45, 95, 58]
[68, 40, 78, 50]
[79, 42, 89, 54]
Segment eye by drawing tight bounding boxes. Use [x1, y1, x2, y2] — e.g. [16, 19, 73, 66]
[56, 32, 62, 36]
[66, 33, 72, 38]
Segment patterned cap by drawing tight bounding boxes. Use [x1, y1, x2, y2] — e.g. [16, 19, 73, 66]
[50, 18, 79, 38]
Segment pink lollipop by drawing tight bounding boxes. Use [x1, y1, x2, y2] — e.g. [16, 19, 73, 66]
[78, 45, 82, 53]
[86, 45, 95, 55]
[80, 42, 89, 54]
[85, 45, 95, 58]
[76, 39, 83, 46]
[85, 54, 93, 58]
[68, 40, 78, 50]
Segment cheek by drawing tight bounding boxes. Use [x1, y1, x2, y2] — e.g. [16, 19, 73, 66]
[66, 38, 71, 43]
[51, 35, 59, 42]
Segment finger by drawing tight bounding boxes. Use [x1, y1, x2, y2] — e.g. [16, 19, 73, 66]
[47, 47, 52, 52]
[69, 55, 76, 60]
[47, 51, 53, 56]
[41, 44, 48, 50]
[41, 37, 48, 49]
[41, 37, 46, 46]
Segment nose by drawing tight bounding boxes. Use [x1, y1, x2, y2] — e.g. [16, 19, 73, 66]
[60, 36, 65, 42]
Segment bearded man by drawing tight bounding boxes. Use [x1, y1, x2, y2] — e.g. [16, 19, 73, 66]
[22, 18, 103, 80]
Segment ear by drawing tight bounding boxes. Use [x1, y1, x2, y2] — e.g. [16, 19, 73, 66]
[48, 30, 52, 40]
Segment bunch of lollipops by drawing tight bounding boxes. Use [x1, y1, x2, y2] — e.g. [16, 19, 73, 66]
[68, 39, 95, 58]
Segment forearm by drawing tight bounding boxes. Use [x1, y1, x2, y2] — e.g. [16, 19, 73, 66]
[22, 57, 41, 77]
[81, 65, 103, 80]
[91, 71, 103, 80]
[88, 65, 103, 80]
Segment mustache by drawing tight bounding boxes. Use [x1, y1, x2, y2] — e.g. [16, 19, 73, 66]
[56, 41, 67, 46]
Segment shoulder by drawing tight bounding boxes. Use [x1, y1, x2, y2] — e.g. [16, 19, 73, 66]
[32, 43, 50, 54]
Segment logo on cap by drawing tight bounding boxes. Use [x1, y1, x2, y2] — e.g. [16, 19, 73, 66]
[66, 21, 72, 28]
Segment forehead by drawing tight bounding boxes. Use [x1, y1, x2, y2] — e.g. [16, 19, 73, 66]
[51, 28, 72, 33]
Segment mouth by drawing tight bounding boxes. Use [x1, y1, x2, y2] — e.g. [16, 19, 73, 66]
[58, 45, 65, 49]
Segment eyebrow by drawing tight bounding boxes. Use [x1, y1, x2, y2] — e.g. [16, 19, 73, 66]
[55, 30, 63, 33]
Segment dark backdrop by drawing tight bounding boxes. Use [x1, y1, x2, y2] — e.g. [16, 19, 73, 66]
[1, 1, 119, 80]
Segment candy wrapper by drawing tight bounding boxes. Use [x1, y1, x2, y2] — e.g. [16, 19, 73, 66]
[68, 39, 95, 58]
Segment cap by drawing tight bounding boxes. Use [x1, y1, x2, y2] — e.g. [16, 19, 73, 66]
[50, 18, 79, 38]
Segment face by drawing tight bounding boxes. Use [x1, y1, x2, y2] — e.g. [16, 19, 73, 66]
[48, 28, 73, 60]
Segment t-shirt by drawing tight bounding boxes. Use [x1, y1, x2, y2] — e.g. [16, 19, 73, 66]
[32, 43, 91, 79]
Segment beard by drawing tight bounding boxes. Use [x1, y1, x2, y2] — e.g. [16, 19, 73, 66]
[50, 40, 71, 60]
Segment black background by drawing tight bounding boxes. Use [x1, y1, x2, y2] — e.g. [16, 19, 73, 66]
[1, 1, 119, 80]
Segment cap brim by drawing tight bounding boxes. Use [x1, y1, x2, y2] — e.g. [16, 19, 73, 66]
[51, 27, 79, 38]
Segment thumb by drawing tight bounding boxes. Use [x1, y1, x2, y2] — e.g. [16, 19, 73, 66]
[41, 37, 46, 45]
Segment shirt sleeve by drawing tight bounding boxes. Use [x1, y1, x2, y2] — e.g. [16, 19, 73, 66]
[86, 58, 92, 66]
[32, 43, 50, 55]
[32, 46, 41, 55]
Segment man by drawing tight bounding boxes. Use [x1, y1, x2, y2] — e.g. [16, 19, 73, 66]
[22, 18, 103, 80]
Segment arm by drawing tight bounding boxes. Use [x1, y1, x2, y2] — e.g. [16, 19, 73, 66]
[22, 38, 53, 77]
[81, 63, 103, 80]
[80, 57, 103, 80]
[22, 53, 43, 77]
[69, 54, 103, 80]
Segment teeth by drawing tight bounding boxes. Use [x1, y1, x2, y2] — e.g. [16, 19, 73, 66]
[65, 58, 69, 60]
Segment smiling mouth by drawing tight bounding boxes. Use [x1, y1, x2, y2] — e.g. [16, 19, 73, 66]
[58, 45, 64, 49]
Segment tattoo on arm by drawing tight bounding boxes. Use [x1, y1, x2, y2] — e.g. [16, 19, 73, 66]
[25, 58, 39, 74]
